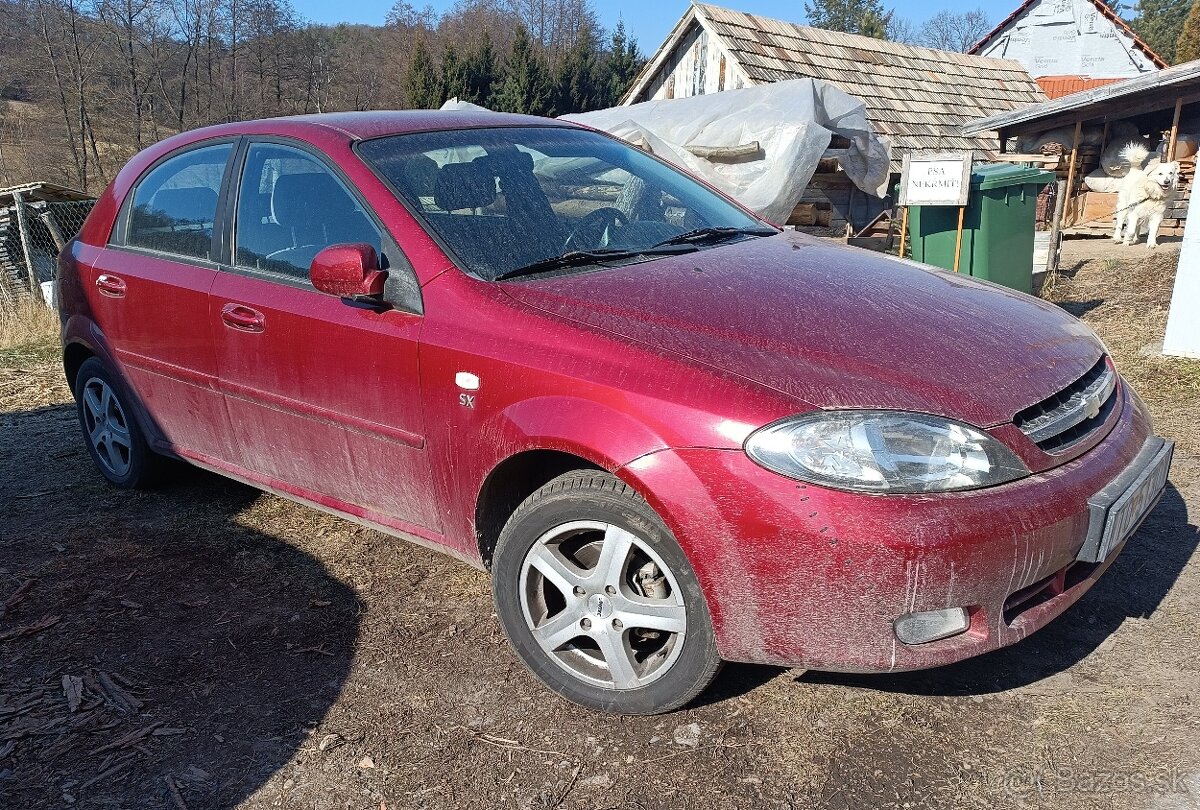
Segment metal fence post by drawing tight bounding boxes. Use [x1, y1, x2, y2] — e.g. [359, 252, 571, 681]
[11, 190, 38, 299]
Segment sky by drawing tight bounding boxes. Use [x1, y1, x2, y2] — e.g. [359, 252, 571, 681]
[290, 1, 1020, 48]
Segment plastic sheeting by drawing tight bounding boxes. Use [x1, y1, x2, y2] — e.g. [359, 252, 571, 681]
[559, 79, 892, 224]
[442, 78, 892, 225]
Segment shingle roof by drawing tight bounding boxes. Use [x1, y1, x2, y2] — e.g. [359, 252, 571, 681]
[627, 3, 1048, 170]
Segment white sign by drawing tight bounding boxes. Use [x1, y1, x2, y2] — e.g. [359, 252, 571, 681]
[899, 153, 972, 207]
[1163, 183, 1200, 359]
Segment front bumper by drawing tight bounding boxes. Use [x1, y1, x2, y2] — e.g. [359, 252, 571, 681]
[619, 384, 1169, 672]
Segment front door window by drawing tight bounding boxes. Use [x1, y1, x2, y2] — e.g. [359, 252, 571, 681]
[234, 143, 382, 280]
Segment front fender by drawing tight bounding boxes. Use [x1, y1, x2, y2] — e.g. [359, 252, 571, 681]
[436, 395, 671, 553]
[485, 395, 669, 470]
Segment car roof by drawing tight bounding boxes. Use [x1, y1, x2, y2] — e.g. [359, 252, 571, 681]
[177, 110, 578, 144]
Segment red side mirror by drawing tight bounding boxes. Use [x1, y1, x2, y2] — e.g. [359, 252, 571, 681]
[310, 244, 387, 299]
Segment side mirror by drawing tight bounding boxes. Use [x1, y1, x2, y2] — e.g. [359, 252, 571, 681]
[310, 244, 387, 302]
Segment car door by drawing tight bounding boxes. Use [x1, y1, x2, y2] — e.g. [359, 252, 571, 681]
[90, 140, 237, 461]
[210, 139, 441, 531]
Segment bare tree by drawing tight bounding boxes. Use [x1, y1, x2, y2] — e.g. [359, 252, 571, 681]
[921, 8, 988, 52]
[505, 0, 599, 66]
[95, 0, 159, 148]
[919, 8, 992, 52]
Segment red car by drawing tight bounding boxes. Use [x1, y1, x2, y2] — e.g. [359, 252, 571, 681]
[58, 111, 1173, 714]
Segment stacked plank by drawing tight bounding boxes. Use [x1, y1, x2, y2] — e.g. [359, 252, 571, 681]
[0, 207, 22, 308]
[1162, 158, 1195, 237]
[1039, 142, 1102, 176]
[789, 153, 847, 229]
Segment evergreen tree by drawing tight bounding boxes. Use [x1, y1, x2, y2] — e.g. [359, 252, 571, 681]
[1175, 0, 1200, 62]
[805, 0, 894, 36]
[553, 19, 601, 114]
[601, 20, 641, 107]
[404, 38, 442, 108]
[1132, 0, 1190, 62]
[494, 25, 552, 115]
[859, 9, 889, 39]
[440, 42, 468, 102]
[463, 31, 498, 107]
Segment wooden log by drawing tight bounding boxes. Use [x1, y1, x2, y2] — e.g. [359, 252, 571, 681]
[686, 141, 762, 161]
[788, 203, 817, 226]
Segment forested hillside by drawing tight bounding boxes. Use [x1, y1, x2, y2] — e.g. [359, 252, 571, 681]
[0, 0, 643, 192]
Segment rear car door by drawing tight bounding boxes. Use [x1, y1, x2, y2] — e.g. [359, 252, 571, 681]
[210, 139, 441, 531]
[92, 140, 237, 460]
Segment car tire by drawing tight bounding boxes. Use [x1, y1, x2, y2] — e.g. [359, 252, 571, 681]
[74, 357, 161, 489]
[492, 470, 722, 714]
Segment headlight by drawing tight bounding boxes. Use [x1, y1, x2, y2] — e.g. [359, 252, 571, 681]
[744, 411, 1029, 493]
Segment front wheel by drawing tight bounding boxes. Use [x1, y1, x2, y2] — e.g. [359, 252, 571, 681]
[492, 471, 721, 714]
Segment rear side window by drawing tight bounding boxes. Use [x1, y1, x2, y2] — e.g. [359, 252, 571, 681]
[125, 143, 231, 260]
[234, 143, 381, 280]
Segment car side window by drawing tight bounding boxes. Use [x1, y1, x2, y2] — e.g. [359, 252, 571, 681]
[125, 143, 232, 260]
[234, 143, 382, 280]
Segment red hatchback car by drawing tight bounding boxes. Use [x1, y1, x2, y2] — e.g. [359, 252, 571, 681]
[58, 111, 1173, 714]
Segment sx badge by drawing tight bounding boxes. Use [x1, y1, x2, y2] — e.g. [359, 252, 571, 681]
[456, 372, 479, 408]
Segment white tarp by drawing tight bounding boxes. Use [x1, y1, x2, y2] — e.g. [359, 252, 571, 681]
[558, 79, 892, 224]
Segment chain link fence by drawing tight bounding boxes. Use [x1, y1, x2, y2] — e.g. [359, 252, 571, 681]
[1, 189, 96, 312]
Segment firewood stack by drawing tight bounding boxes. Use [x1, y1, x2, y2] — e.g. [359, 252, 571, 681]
[1161, 158, 1195, 238]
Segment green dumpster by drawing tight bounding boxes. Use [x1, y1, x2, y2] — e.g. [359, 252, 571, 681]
[906, 164, 1055, 293]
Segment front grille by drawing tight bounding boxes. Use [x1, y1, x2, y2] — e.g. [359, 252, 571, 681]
[1014, 356, 1117, 454]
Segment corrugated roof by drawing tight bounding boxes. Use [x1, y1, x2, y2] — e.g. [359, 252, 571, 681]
[1036, 76, 1122, 100]
[965, 59, 1200, 136]
[626, 4, 1047, 170]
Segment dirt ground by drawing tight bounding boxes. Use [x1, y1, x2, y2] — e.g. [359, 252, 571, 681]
[2, 241, 1199, 810]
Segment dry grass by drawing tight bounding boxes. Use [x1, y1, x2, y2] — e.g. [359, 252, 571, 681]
[0, 299, 59, 363]
[1045, 242, 1200, 458]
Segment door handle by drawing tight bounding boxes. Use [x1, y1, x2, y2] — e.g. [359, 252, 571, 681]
[96, 274, 126, 298]
[220, 303, 265, 333]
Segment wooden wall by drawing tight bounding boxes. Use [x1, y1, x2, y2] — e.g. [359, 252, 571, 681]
[634, 24, 749, 102]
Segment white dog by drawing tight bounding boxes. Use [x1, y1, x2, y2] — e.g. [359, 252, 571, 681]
[1112, 142, 1181, 248]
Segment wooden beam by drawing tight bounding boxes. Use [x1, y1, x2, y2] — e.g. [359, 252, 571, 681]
[1062, 120, 1084, 227]
[991, 88, 1200, 142]
[1167, 97, 1184, 162]
[38, 208, 67, 252]
[11, 191, 38, 298]
[952, 206, 966, 273]
[1046, 179, 1068, 280]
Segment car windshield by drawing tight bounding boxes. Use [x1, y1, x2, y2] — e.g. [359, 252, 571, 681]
[357, 126, 772, 281]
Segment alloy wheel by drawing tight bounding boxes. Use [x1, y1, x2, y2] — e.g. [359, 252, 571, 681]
[519, 520, 688, 691]
[80, 376, 133, 479]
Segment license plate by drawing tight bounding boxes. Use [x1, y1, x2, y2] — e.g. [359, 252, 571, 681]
[1079, 438, 1174, 563]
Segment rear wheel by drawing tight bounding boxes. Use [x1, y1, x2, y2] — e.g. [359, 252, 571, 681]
[492, 471, 721, 714]
[74, 357, 160, 489]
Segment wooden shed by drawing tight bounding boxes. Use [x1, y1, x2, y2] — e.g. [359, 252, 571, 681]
[621, 2, 1047, 232]
[0, 182, 94, 308]
[965, 60, 1200, 243]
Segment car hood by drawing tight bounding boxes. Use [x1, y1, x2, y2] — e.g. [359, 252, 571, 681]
[499, 231, 1103, 428]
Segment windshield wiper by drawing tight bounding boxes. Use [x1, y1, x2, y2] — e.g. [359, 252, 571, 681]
[494, 246, 694, 281]
[652, 226, 778, 248]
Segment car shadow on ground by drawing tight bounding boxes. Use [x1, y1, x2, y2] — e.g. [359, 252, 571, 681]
[0, 403, 361, 808]
[1056, 298, 1106, 318]
[799, 483, 1195, 697]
